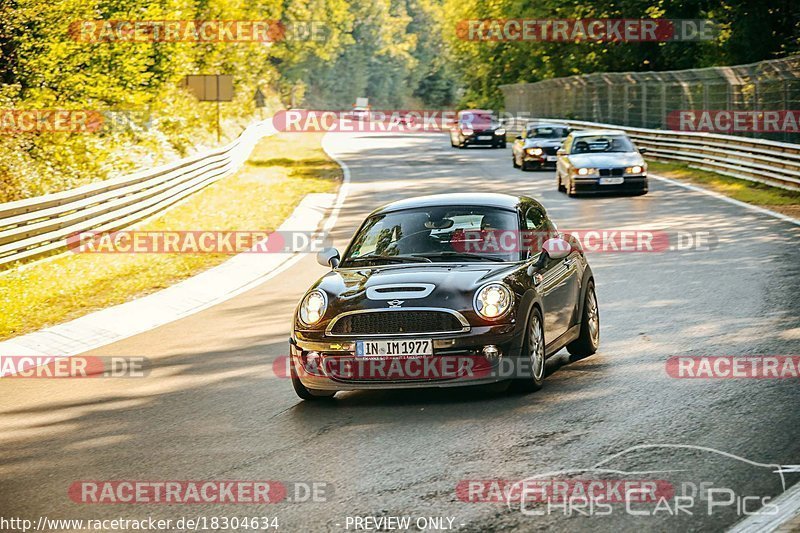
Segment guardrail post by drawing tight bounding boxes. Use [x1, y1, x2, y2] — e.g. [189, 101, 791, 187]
[623, 85, 629, 125]
[641, 84, 648, 128]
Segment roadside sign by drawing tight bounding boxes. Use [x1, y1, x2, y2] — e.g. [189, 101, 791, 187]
[182, 75, 234, 102]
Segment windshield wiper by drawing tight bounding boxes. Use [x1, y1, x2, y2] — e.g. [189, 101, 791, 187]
[345, 255, 433, 265]
[410, 252, 507, 262]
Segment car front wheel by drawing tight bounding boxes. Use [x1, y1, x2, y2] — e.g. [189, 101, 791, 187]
[513, 307, 545, 392]
[291, 366, 336, 401]
[566, 177, 577, 197]
[567, 281, 599, 358]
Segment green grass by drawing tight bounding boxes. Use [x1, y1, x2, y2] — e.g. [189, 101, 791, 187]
[0, 132, 340, 340]
[647, 160, 800, 207]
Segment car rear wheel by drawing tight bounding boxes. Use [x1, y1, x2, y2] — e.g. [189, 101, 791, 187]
[567, 281, 599, 358]
[512, 307, 545, 392]
[291, 366, 336, 401]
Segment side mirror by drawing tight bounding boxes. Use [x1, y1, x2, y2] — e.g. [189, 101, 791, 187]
[316, 247, 340, 268]
[515, 135, 523, 140]
[638, 147, 648, 154]
[556, 149, 566, 156]
[542, 238, 571, 260]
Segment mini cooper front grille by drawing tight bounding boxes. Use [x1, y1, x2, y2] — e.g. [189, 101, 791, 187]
[329, 310, 466, 336]
[543, 146, 558, 155]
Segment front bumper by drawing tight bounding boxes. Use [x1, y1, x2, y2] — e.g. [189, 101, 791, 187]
[523, 154, 558, 168]
[462, 133, 505, 147]
[290, 323, 522, 390]
[570, 175, 648, 194]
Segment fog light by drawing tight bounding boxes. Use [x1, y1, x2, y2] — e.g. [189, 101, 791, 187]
[483, 345, 502, 359]
[305, 351, 321, 370]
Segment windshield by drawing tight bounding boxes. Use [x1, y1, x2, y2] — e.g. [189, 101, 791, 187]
[341, 206, 520, 265]
[526, 126, 568, 139]
[570, 134, 635, 153]
[458, 112, 496, 130]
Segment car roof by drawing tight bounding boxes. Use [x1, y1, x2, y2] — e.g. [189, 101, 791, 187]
[371, 193, 543, 215]
[525, 122, 570, 129]
[571, 129, 629, 137]
[458, 109, 493, 115]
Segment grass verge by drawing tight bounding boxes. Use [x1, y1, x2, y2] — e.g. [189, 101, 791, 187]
[0, 132, 340, 341]
[647, 160, 800, 218]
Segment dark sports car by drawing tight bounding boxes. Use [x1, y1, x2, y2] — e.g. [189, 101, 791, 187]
[289, 193, 599, 400]
[511, 123, 570, 171]
[449, 110, 506, 149]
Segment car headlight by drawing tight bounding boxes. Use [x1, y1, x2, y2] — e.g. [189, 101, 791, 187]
[576, 167, 598, 176]
[461, 128, 473, 136]
[474, 283, 513, 320]
[299, 289, 327, 326]
[495, 128, 506, 136]
[526, 147, 543, 156]
[625, 165, 644, 174]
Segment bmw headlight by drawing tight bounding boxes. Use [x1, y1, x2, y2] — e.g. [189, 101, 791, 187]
[526, 147, 543, 156]
[495, 128, 506, 136]
[625, 165, 644, 174]
[299, 289, 327, 326]
[576, 167, 598, 176]
[474, 283, 513, 320]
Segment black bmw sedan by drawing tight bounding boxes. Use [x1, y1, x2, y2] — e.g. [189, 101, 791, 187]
[511, 123, 570, 171]
[448, 110, 507, 149]
[289, 193, 599, 400]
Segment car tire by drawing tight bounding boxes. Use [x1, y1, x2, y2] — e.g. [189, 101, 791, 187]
[291, 366, 336, 401]
[567, 178, 577, 197]
[512, 155, 520, 168]
[512, 307, 545, 392]
[567, 281, 599, 358]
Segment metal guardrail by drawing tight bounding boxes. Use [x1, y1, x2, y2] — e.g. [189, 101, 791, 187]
[506, 117, 800, 192]
[0, 119, 276, 268]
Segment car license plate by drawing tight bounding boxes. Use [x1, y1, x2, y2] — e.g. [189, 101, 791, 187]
[356, 339, 433, 357]
[477, 135, 492, 140]
[546, 155, 557, 162]
[599, 177, 624, 185]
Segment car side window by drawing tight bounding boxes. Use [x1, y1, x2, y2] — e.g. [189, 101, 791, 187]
[522, 206, 548, 259]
